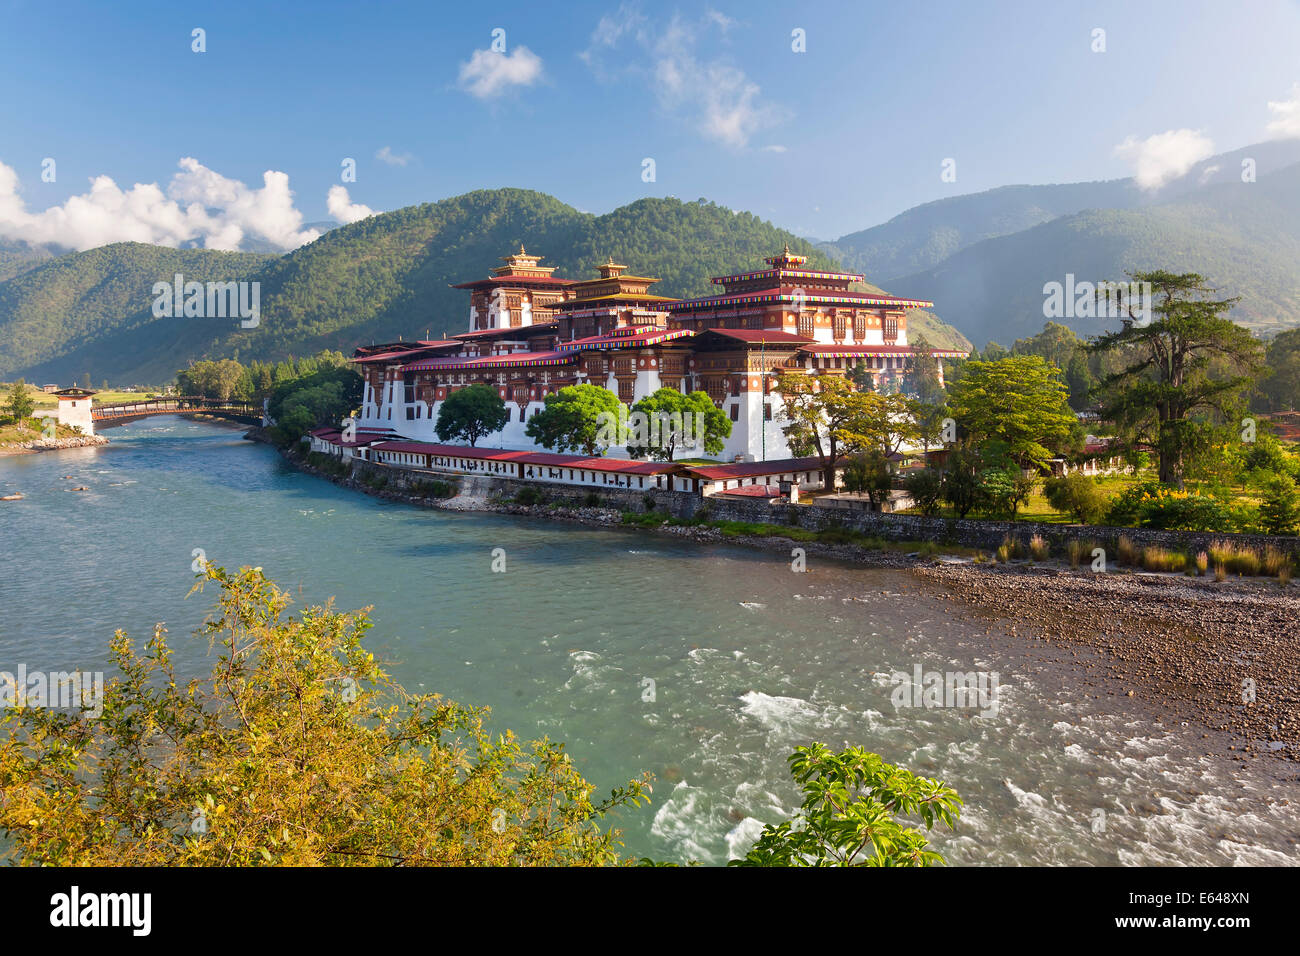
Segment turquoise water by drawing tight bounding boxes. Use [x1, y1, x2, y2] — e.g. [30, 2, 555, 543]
[2, 417, 1297, 865]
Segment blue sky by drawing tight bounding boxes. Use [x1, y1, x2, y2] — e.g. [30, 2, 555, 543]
[1, 0, 1299, 250]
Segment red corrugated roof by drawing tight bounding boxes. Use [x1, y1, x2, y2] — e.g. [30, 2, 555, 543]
[368, 441, 679, 474]
[686, 455, 835, 480]
[452, 323, 559, 340]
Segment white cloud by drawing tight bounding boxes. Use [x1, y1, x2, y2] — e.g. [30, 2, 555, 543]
[375, 146, 413, 166]
[0, 157, 325, 252]
[581, 7, 786, 149]
[457, 46, 543, 99]
[761, 144, 788, 153]
[1113, 129, 1216, 190]
[1266, 83, 1300, 139]
[327, 185, 375, 224]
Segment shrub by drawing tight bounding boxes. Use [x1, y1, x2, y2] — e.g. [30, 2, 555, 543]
[1043, 473, 1109, 524]
[996, 540, 1012, 563]
[903, 468, 944, 517]
[1195, 551, 1209, 576]
[1116, 535, 1137, 567]
[514, 486, 544, 507]
[1105, 482, 1231, 532]
[583, 492, 602, 508]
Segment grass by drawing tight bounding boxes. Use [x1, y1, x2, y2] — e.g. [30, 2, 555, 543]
[6, 384, 171, 411]
[0, 420, 85, 444]
[1066, 539, 1102, 568]
[1139, 546, 1187, 573]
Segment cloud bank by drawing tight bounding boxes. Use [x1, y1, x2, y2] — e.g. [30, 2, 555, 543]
[0, 158, 374, 252]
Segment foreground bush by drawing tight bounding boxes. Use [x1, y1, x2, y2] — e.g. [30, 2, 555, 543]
[1, 566, 964, 868]
[0, 565, 651, 866]
[728, 744, 961, 867]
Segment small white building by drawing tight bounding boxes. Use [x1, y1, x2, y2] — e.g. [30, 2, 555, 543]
[53, 387, 96, 436]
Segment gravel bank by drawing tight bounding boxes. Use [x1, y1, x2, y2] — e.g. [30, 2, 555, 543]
[911, 561, 1300, 762]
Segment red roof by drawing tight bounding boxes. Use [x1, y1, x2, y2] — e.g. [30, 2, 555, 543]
[452, 323, 559, 340]
[666, 288, 934, 312]
[451, 276, 575, 290]
[402, 349, 575, 372]
[800, 344, 966, 356]
[690, 329, 813, 345]
[368, 441, 678, 474]
[686, 456, 834, 480]
[714, 484, 786, 498]
[558, 328, 694, 351]
[352, 342, 460, 363]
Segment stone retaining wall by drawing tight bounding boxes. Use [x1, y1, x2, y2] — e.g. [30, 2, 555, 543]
[306, 446, 1300, 559]
[695, 495, 1300, 557]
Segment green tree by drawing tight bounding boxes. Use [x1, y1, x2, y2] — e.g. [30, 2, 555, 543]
[903, 468, 944, 517]
[6, 379, 34, 422]
[627, 388, 731, 460]
[839, 391, 923, 461]
[946, 355, 1079, 468]
[941, 440, 984, 518]
[435, 384, 508, 447]
[842, 450, 895, 508]
[903, 333, 946, 406]
[1088, 271, 1264, 490]
[525, 384, 623, 456]
[849, 359, 877, 392]
[728, 744, 961, 867]
[0, 565, 651, 866]
[1257, 328, 1300, 412]
[778, 372, 865, 489]
[1258, 475, 1300, 536]
[1044, 472, 1109, 524]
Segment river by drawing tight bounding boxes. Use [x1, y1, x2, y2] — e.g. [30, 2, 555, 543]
[1, 417, 1296, 865]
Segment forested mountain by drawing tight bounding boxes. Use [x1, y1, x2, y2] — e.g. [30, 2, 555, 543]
[889, 159, 1300, 348]
[0, 189, 969, 385]
[0, 237, 60, 283]
[0, 245, 272, 382]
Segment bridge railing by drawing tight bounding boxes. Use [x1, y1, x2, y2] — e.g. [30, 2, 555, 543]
[91, 397, 260, 419]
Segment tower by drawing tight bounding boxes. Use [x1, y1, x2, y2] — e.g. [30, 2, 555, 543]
[53, 387, 96, 436]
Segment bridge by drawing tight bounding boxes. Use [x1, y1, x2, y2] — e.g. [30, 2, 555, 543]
[91, 397, 262, 428]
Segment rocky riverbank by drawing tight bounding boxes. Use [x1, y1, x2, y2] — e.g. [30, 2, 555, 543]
[0, 434, 110, 456]
[911, 561, 1300, 763]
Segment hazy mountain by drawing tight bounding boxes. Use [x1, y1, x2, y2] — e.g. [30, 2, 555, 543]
[889, 159, 1300, 348]
[819, 139, 1300, 283]
[0, 189, 970, 385]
